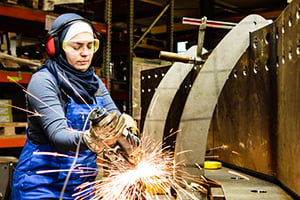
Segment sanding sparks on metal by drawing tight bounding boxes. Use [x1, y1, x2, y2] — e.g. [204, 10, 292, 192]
[228, 170, 250, 181]
[207, 144, 228, 151]
[73, 137, 204, 200]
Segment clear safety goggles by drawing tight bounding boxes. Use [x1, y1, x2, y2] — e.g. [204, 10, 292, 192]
[62, 39, 100, 54]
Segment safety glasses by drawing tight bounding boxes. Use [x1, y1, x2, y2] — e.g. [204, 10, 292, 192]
[62, 39, 99, 54]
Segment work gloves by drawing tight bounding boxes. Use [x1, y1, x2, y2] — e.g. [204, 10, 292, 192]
[117, 114, 143, 165]
[122, 113, 140, 137]
[83, 107, 143, 166]
[83, 109, 126, 153]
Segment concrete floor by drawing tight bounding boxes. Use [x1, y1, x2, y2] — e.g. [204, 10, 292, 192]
[96, 164, 294, 200]
[205, 167, 294, 200]
[150, 167, 294, 200]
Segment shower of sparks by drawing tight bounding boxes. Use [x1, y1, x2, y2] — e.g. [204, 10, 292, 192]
[36, 165, 97, 175]
[204, 155, 220, 159]
[33, 151, 75, 158]
[231, 150, 240, 155]
[23, 88, 68, 120]
[0, 100, 46, 117]
[72, 137, 205, 200]
[195, 163, 202, 170]
[6, 78, 67, 120]
[166, 128, 182, 139]
[58, 71, 92, 111]
[34, 153, 98, 177]
[206, 144, 228, 151]
[228, 170, 250, 181]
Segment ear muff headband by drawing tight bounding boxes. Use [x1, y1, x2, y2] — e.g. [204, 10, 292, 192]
[45, 18, 99, 57]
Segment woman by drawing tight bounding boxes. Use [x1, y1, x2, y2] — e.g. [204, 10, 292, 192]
[12, 13, 127, 199]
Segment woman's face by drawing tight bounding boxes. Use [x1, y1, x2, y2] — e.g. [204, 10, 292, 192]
[63, 32, 95, 72]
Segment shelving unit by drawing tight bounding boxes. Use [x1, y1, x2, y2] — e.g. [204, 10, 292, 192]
[0, 122, 27, 148]
[0, 3, 106, 148]
[0, 70, 32, 84]
[0, 3, 107, 36]
[0, 72, 28, 147]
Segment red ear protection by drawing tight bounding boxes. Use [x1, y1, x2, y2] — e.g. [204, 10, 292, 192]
[45, 18, 100, 57]
[45, 36, 59, 56]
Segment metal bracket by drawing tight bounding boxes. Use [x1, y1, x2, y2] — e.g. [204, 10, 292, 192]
[159, 51, 205, 65]
[182, 17, 237, 29]
[196, 16, 207, 57]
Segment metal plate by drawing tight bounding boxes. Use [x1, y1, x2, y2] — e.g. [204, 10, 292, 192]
[207, 23, 276, 175]
[274, 0, 300, 196]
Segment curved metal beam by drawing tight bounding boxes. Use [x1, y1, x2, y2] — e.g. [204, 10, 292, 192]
[143, 46, 206, 144]
[175, 14, 270, 178]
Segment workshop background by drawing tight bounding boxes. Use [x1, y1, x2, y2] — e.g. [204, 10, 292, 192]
[0, 0, 299, 199]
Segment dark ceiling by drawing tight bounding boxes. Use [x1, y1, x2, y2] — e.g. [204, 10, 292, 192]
[52, 0, 288, 34]
[0, 0, 288, 61]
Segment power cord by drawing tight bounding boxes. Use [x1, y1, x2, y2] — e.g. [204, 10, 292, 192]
[59, 108, 95, 200]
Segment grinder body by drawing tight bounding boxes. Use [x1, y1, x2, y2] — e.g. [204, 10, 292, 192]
[89, 107, 142, 165]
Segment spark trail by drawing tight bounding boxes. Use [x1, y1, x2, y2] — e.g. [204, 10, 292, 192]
[73, 137, 204, 200]
[58, 71, 92, 110]
[4, 78, 67, 119]
[0, 100, 45, 117]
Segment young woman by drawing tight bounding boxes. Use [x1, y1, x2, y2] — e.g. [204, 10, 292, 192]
[12, 13, 129, 199]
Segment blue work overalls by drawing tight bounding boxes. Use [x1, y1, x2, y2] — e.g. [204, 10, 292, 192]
[12, 95, 104, 200]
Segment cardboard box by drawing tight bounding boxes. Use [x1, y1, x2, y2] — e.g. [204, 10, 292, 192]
[0, 99, 12, 123]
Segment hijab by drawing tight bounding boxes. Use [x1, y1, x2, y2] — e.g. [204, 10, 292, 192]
[41, 13, 99, 104]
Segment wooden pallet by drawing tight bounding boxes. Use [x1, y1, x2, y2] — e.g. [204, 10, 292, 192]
[0, 122, 27, 148]
[0, 122, 27, 136]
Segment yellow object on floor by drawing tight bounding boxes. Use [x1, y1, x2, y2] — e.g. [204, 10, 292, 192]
[204, 161, 222, 169]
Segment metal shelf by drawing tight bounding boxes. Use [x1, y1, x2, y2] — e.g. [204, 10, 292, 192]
[0, 135, 26, 148]
[0, 2, 107, 36]
[0, 70, 32, 84]
[0, 122, 27, 148]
